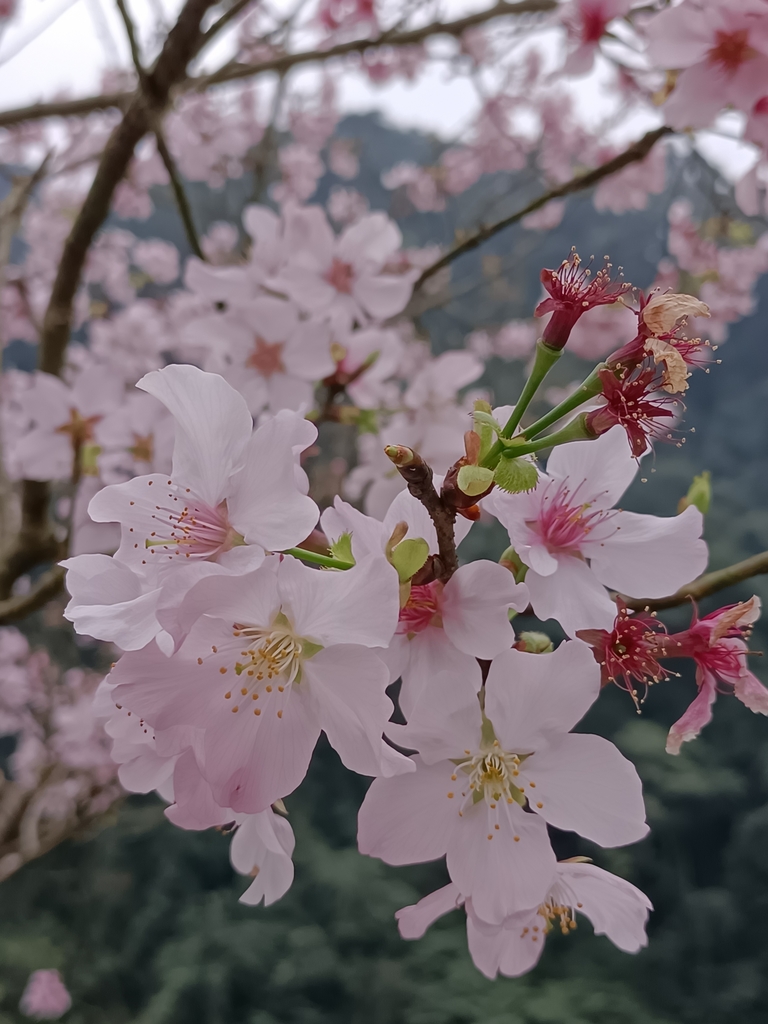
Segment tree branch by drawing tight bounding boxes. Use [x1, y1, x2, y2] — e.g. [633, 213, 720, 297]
[384, 445, 458, 583]
[413, 126, 673, 290]
[623, 551, 768, 613]
[0, 0, 556, 128]
[0, 566, 66, 625]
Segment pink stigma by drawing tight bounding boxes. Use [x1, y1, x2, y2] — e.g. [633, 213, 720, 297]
[326, 258, 355, 294]
[397, 581, 443, 634]
[145, 486, 238, 561]
[531, 480, 615, 553]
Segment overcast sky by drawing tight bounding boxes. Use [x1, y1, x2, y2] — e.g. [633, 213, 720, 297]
[0, 0, 755, 180]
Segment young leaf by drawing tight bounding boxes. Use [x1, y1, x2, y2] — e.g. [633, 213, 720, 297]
[457, 464, 495, 497]
[391, 537, 430, 583]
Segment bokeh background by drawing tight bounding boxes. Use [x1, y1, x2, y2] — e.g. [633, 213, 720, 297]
[1, 49, 768, 1024]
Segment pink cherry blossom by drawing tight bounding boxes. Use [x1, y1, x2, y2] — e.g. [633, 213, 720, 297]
[109, 553, 408, 813]
[396, 861, 651, 978]
[274, 208, 415, 329]
[646, 0, 768, 129]
[12, 366, 124, 481]
[560, 0, 634, 76]
[132, 239, 180, 284]
[485, 427, 708, 636]
[666, 597, 768, 753]
[62, 365, 319, 650]
[19, 970, 72, 1020]
[359, 641, 647, 924]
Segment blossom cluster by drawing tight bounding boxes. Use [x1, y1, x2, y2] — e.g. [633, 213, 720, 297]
[1, 0, 768, 993]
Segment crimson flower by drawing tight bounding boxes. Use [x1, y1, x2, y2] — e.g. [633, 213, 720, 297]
[585, 367, 678, 456]
[535, 250, 631, 351]
[577, 600, 670, 701]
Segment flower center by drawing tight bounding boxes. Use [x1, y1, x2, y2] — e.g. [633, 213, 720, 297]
[326, 258, 355, 294]
[214, 614, 322, 717]
[580, 5, 608, 44]
[143, 484, 240, 562]
[247, 337, 285, 378]
[129, 432, 154, 463]
[54, 407, 102, 449]
[457, 747, 527, 807]
[531, 480, 616, 553]
[537, 899, 578, 936]
[396, 581, 442, 635]
[708, 29, 755, 73]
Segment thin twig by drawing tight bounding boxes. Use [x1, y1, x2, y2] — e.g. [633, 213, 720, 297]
[413, 126, 673, 290]
[623, 551, 768, 613]
[153, 127, 205, 258]
[0, 0, 557, 128]
[0, 566, 66, 624]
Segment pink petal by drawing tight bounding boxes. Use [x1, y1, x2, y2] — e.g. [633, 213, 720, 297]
[733, 668, 768, 715]
[586, 504, 707, 598]
[396, 627, 482, 727]
[303, 645, 411, 777]
[546, 426, 637, 508]
[666, 670, 718, 754]
[447, 801, 556, 924]
[396, 883, 463, 939]
[524, 733, 648, 846]
[485, 641, 600, 750]
[357, 757, 458, 864]
[442, 561, 528, 658]
[526, 554, 617, 636]
[557, 862, 651, 953]
[137, 364, 253, 508]
[278, 554, 399, 648]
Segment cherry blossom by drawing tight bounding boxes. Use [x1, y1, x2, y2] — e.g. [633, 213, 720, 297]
[109, 553, 408, 813]
[485, 427, 708, 636]
[536, 252, 632, 351]
[62, 365, 319, 650]
[646, 0, 768, 130]
[396, 861, 652, 978]
[359, 641, 647, 924]
[19, 970, 72, 1021]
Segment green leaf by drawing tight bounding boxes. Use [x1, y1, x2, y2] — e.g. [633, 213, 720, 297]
[456, 464, 494, 497]
[678, 471, 711, 515]
[330, 532, 355, 565]
[390, 537, 430, 583]
[494, 457, 538, 494]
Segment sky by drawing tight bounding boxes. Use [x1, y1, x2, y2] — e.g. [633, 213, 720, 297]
[0, 0, 757, 181]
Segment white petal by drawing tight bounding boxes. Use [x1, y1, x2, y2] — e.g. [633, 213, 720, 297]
[137, 364, 253, 507]
[557, 862, 651, 953]
[523, 733, 649, 847]
[442, 561, 528, 658]
[396, 883, 463, 940]
[526, 555, 617, 636]
[587, 505, 707, 598]
[546, 426, 638, 509]
[485, 641, 600, 751]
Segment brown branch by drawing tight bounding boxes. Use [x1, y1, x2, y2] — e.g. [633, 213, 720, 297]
[199, 0, 256, 46]
[195, 0, 557, 88]
[413, 126, 674, 290]
[0, 0, 556, 128]
[384, 445, 458, 583]
[0, 566, 66, 625]
[114, 0, 206, 260]
[0, 0, 221, 602]
[623, 551, 768, 613]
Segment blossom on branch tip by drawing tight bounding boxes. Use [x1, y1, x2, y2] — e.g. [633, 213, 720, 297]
[484, 428, 707, 636]
[535, 251, 631, 352]
[585, 367, 679, 457]
[666, 597, 768, 754]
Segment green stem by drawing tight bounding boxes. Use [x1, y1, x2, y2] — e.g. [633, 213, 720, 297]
[482, 340, 561, 468]
[283, 547, 354, 570]
[499, 413, 594, 458]
[521, 363, 606, 440]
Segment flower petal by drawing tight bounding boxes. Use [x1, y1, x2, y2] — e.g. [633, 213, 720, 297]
[396, 883, 463, 940]
[442, 560, 528, 659]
